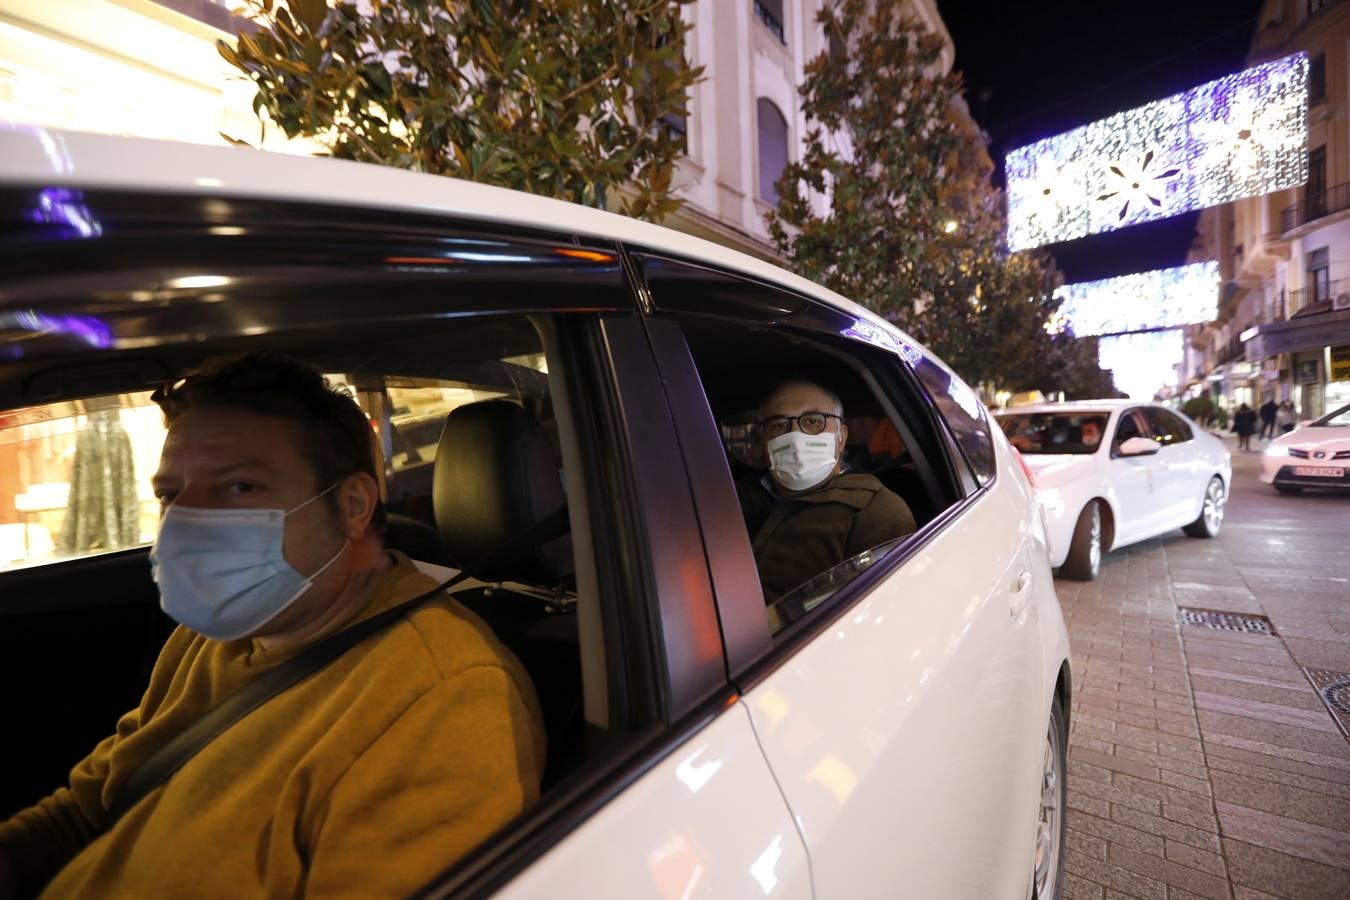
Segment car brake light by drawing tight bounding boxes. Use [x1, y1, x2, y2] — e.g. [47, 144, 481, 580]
[1013, 447, 1037, 488]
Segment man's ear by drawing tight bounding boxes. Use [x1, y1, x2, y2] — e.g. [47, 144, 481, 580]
[340, 472, 380, 539]
[837, 422, 849, 451]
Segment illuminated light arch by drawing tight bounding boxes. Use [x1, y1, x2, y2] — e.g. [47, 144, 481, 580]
[1050, 263, 1219, 337]
[1006, 54, 1308, 251]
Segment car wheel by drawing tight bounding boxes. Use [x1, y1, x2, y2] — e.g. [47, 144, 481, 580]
[1032, 694, 1068, 900]
[1274, 484, 1302, 494]
[1060, 502, 1101, 581]
[1183, 476, 1225, 538]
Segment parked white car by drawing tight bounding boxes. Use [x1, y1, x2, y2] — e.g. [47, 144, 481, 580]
[0, 127, 1072, 899]
[1261, 403, 1350, 492]
[995, 402, 1232, 581]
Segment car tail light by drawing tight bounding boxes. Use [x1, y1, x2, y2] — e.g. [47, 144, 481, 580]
[1012, 447, 1037, 489]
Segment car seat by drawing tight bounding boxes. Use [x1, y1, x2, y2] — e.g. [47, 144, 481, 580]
[431, 399, 583, 786]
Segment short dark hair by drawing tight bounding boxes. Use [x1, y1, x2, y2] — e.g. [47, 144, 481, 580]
[153, 353, 386, 535]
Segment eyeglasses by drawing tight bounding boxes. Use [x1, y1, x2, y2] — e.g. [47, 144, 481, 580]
[760, 412, 841, 439]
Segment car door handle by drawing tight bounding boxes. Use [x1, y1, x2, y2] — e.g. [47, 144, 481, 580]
[1009, 571, 1033, 620]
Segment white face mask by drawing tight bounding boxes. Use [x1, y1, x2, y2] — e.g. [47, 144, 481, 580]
[767, 430, 839, 492]
[150, 483, 346, 641]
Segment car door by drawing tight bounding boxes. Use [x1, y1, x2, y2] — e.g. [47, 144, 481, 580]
[1141, 406, 1202, 529]
[635, 255, 1053, 900]
[1106, 407, 1161, 544]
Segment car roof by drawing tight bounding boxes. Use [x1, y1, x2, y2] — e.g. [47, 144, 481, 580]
[994, 400, 1137, 416]
[0, 124, 916, 352]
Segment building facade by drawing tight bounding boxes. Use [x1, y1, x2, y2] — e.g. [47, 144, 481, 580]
[1182, 0, 1350, 420]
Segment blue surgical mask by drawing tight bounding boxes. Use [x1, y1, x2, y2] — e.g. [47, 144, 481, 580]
[150, 483, 346, 641]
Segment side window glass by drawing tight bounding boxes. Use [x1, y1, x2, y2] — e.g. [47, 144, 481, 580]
[1112, 410, 1147, 449]
[1146, 408, 1191, 444]
[0, 394, 165, 572]
[672, 315, 955, 634]
[912, 355, 996, 486]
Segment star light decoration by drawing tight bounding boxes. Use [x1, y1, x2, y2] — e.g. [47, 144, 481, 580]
[1006, 53, 1308, 251]
[1049, 262, 1219, 337]
[1097, 330, 1185, 400]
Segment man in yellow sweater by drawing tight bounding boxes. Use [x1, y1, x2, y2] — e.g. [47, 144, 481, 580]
[0, 354, 546, 898]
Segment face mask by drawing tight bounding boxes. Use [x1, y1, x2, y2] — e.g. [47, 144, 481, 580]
[767, 430, 839, 492]
[150, 483, 346, 641]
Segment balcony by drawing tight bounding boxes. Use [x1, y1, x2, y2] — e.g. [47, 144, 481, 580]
[1287, 277, 1350, 315]
[1280, 182, 1350, 233]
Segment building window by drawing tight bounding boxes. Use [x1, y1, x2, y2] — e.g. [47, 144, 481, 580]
[757, 98, 789, 205]
[1307, 145, 1327, 220]
[1308, 246, 1330, 303]
[754, 0, 786, 44]
[1309, 53, 1327, 105]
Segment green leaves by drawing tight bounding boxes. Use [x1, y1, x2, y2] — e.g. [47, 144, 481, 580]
[223, 0, 701, 221]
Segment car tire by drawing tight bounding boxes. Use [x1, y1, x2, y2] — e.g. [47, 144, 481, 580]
[1274, 484, 1302, 494]
[1032, 694, 1068, 900]
[1182, 476, 1226, 538]
[1060, 502, 1102, 581]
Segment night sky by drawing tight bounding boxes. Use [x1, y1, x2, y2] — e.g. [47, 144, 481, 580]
[939, 0, 1264, 283]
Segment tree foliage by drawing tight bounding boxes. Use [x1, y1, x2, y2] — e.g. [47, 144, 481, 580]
[221, 0, 701, 221]
[770, 0, 1110, 395]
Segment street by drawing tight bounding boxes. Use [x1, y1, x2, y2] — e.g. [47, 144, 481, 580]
[1058, 436, 1350, 899]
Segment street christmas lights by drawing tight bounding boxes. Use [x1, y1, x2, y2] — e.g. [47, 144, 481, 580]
[1006, 53, 1308, 251]
[1049, 262, 1219, 337]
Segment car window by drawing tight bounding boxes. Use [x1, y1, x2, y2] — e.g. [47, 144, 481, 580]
[0, 393, 166, 572]
[1143, 407, 1191, 445]
[995, 411, 1108, 455]
[911, 354, 996, 485]
[664, 311, 961, 637]
[1312, 403, 1350, 426]
[1112, 409, 1150, 449]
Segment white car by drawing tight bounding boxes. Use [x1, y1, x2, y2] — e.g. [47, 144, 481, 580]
[1261, 403, 1350, 492]
[0, 127, 1071, 899]
[995, 402, 1232, 581]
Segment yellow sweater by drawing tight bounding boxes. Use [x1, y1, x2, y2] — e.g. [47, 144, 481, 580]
[0, 552, 546, 898]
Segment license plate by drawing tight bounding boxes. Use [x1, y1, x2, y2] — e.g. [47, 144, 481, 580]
[1293, 466, 1344, 477]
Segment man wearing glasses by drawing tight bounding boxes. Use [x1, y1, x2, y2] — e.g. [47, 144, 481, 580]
[738, 381, 916, 602]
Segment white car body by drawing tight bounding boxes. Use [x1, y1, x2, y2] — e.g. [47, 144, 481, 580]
[0, 126, 1073, 899]
[996, 401, 1231, 570]
[1260, 403, 1350, 491]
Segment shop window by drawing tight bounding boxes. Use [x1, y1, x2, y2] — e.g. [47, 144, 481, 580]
[0, 393, 166, 572]
[1308, 245, 1330, 303]
[757, 98, 789, 205]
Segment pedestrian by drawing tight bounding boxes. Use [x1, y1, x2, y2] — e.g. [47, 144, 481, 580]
[1277, 400, 1296, 434]
[1259, 397, 1277, 440]
[1233, 402, 1257, 451]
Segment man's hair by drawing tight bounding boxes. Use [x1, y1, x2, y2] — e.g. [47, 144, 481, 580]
[758, 380, 845, 420]
[153, 353, 386, 534]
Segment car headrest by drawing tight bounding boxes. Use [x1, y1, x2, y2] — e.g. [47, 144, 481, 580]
[432, 400, 570, 585]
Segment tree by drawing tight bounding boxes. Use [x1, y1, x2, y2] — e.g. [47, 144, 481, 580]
[221, 0, 701, 221]
[768, 0, 1095, 393]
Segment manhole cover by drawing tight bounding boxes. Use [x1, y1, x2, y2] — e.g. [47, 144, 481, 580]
[1305, 669, 1350, 739]
[1177, 608, 1276, 636]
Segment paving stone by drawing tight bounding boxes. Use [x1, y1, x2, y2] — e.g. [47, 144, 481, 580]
[1111, 804, 1222, 853]
[1108, 844, 1230, 899]
[1215, 801, 1350, 870]
[1192, 690, 1341, 733]
[1163, 839, 1227, 878]
[1209, 770, 1350, 832]
[1223, 838, 1350, 900]
[1065, 848, 1168, 900]
[1064, 871, 1105, 900]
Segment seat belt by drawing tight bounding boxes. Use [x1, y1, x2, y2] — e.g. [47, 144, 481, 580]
[104, 505, 570, 827]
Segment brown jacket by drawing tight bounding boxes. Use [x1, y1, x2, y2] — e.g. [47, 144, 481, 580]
[742, 472, 917, 602]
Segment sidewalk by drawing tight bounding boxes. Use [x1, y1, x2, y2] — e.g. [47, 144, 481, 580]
[1056, 434, 1350, 899]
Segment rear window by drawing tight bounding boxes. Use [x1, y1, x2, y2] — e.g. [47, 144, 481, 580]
[996, 411, 1108, 455]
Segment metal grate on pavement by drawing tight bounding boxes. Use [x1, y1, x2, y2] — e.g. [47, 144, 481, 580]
[1177, 607, 1277, 636]
[1305, 668, 1350, 740]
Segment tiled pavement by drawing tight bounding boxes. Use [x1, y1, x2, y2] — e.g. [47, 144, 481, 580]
[1055, 435, 1350, 900]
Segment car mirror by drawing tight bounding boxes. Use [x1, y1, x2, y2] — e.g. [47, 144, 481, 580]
[1118, 436, 1160, 456]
